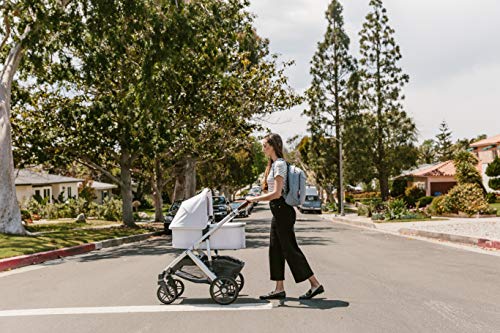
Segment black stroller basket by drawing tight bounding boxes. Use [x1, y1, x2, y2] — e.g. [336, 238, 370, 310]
[211, 256, 245, 279]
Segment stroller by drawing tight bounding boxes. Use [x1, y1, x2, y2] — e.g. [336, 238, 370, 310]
[157, 189, 249, 305]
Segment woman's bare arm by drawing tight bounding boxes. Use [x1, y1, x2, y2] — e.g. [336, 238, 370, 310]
[247, 176, 284, 202]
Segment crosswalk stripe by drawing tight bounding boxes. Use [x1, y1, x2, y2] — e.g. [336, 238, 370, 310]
[0, 303, 274, 317]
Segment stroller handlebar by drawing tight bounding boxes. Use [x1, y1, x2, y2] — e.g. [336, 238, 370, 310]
[237, 200, 251, 211]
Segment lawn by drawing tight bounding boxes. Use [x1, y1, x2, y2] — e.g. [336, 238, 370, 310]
[490, 202, 500, 216]
[0, 223, 159, 260]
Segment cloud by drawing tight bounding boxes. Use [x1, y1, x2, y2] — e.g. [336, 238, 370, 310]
[249, 0, 500, 143]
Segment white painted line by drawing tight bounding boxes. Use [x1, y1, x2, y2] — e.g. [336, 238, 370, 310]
[0, 303, 273, 317]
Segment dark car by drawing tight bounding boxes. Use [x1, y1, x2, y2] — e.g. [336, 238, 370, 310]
[230, 201, 249, 218]
[163, 200, 183, 233]
[213, 196, 231, 222]
[298, 195, 322, 214]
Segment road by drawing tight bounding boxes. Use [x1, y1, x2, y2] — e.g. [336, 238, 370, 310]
[1, 203, 500, 333]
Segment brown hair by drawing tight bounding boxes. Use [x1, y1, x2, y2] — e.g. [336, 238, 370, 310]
[262, 133, 285, 191]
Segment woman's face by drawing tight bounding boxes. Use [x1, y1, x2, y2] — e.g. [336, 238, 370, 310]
[262, 139, 274, 158]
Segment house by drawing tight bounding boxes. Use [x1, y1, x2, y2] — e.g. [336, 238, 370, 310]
[15, 169, 83, 204]
[400, 161, 457, 196]
[469, 134, 500, 192]
[14, 169, 117, 205]
[89, 181, 118, 204]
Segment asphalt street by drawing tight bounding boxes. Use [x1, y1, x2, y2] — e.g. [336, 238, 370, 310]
[1, 203, 500, 333]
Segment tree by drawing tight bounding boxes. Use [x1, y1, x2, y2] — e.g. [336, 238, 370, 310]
[358, 0, 417, 200]
[304, 0, 356, 208]
[435, 121, 453, 161]
[453, 150, 483, 189]
[1, 0, 76, 235]
[417, 139, 437, 164]
[486, 157, 500, 190]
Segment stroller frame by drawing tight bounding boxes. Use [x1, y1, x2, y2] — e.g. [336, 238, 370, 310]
[157, 200, 250, 305]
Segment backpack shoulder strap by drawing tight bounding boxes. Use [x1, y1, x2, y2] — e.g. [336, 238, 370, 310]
[286, 162, 290, 195]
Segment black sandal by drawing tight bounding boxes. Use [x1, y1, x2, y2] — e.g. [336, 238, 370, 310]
[259, 290, 286, 300]
[299, 285, 324, 300]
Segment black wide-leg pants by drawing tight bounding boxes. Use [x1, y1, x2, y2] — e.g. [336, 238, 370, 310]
[269, 197, 314, 283]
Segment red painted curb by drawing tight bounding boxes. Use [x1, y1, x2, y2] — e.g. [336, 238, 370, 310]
[0, 243, 96, 272]
[478, 239, 500, 250]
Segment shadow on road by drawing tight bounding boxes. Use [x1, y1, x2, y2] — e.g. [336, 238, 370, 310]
[278, 297, 350, 310]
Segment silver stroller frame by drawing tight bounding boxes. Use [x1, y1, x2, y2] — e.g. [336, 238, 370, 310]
[157, 201, 250, 305]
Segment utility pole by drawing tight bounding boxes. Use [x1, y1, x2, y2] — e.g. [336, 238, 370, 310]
[325, 133, 345, 216]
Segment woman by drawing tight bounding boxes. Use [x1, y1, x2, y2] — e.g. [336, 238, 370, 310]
[246, 133, 324, 300]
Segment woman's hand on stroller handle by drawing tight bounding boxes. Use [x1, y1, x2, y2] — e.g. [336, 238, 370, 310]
[238, 200, 251, 210]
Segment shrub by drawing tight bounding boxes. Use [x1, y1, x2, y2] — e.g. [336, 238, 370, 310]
[443, 183, 489, 216]
[371, 213, 385, 221]
[357, 204, 368, 216]
[485, 192, 497, 204]
[417, 196, 434, 208]
[384, 198, 409, 220]
[404, 186, 426, 207]
[345, 194, 354, 204]
[323, 202, 337, 212]
[428, 196, 446, 215]
[391, 177, 410, 197]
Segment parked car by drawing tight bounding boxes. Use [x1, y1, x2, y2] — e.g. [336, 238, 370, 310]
[163, 200, 183, 233]
[298, 186, 322, 214]
[212, 196, 231, 222]
[229, 200, 249, 218]
[298, 194, 322, 214]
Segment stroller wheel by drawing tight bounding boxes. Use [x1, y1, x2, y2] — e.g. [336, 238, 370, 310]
[210, 277, 239, 305]
[157, 280, 178, 305]
[235, 273, 244, 292]
[173, 279, 185, 297]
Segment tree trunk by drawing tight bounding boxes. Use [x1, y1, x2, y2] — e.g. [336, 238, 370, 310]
[152, 157, 164, 222]
[173, 159, 187, 201]
[0, 34, 29, 235]
[120, 149, 136, 227]
[379, 173, 390, 201]
[185, 157, 197, 198]
[0, 86, 25, 235]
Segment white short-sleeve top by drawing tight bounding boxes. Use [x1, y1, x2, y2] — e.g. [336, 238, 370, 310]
[266, 158, 288, 195]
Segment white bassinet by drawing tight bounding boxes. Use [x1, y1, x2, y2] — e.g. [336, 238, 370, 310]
[169, 189, 246, 250]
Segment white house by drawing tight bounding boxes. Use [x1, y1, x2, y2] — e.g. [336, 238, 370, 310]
[14, 169, 117, 205]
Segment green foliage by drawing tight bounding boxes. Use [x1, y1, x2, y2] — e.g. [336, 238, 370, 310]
[453, 150, 483, 186]
[428, 196, 446, 215]
[443, 183, 489, 215]
[391, 177, 409, 197]
[404, 186, 426, 207]
[358, 0, 417, 200]
[485, 192, 497, 204]
[486, 157, 500, 190]
[418, 139, 437, 164]
[384, 198, 409, 220]
[417, 196, 434, 207]
[435, 121, 454, 162]
[303, 1, 358, 210]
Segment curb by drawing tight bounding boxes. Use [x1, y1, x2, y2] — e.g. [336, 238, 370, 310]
[0, 231, 163, 272]
[323, 215, 376, 229]
[399, 228, 500, 250]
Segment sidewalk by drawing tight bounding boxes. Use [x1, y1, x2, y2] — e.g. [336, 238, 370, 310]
[324, 213, 500, 250]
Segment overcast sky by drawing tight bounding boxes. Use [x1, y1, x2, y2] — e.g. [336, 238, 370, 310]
[249, 0, 500, 144]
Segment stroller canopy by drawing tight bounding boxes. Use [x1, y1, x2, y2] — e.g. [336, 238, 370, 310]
[169, 188, 213, 230]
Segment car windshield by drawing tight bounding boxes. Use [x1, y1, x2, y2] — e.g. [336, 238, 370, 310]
[306, 195, 319, 201]
[170, 202, 181, 210]
[229, 202, 241, 208]
[213, 197, 226, 205]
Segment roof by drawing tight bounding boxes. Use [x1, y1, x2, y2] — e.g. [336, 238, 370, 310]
[90, 181, 118, 190]
[402, 161, 456, 178]
[15, 169, 84, 186]
[470, 134, 500, 148]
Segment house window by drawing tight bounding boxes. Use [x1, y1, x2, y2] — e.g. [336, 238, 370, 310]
[35, 190, 41, 197]
[67, 187, 72, 198]
[43, 189, 51, 199]
[102, 191, 109, 202]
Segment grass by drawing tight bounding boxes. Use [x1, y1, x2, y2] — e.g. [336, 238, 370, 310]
[490, 202, 500, 216]
[0, 223, 159, 260]
[25, 220, 121, 233]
